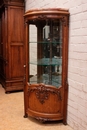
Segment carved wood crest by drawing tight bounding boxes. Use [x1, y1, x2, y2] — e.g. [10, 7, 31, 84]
[35, 84, 49, 104]
[28, 84, 62, 104]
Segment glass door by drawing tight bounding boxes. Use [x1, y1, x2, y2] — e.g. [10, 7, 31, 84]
[29, 19, 62, 88]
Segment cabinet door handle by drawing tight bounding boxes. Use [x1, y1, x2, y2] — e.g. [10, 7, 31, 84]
[23, 65, 26, 68]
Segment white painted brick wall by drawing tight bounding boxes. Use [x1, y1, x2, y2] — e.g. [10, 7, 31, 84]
[29, 25, 37, 75]
[25, 0, 87, 129]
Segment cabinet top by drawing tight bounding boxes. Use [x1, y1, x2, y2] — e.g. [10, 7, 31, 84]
[24, 8, 69, 17]
[24, 8, 69, 22]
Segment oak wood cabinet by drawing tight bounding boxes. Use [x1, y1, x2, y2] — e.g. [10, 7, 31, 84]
[0, 0, 25, 93]
[24, 8, 69, 124]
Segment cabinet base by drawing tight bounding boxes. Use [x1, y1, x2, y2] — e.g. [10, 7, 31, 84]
[24, 83, 67, 124]
[0, 79, 24, 93]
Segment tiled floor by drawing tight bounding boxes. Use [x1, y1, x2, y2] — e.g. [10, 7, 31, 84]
[0, 85, 73, 130]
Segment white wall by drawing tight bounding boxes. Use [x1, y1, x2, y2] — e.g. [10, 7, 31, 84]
[25, 0, 87, 130]
[29, 25, 37, 75]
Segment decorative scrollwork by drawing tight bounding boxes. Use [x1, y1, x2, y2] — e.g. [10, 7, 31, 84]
[36, 84, 49, 104]
[27, 83, 62, 104]
[27, 87, 35, 96]
[61, 16, 67, 26]
[35, 116, 51, 122]
[37, 15, 47, 20]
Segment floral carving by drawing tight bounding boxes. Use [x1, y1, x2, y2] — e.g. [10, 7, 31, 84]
[38, 15, 47, 20]
[28, 83, 62, 104]
[35, 116, 51, 122]
[36, 84, 49, 104]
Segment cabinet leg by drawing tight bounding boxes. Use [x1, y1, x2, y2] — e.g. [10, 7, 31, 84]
[63, 120, 67, 125]
[5, 91, 10, 94]
[24, 114, 28, 118]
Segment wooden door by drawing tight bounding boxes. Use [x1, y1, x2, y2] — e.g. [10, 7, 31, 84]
[5, 5, 25, 92]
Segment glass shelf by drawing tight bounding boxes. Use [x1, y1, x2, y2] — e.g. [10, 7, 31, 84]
[29, 41, 62, 44]
[29, 74, 61, 88]
[29, 58, 62, 66]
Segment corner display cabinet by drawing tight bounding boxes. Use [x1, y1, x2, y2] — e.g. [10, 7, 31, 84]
[24, 8, 69, 124]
